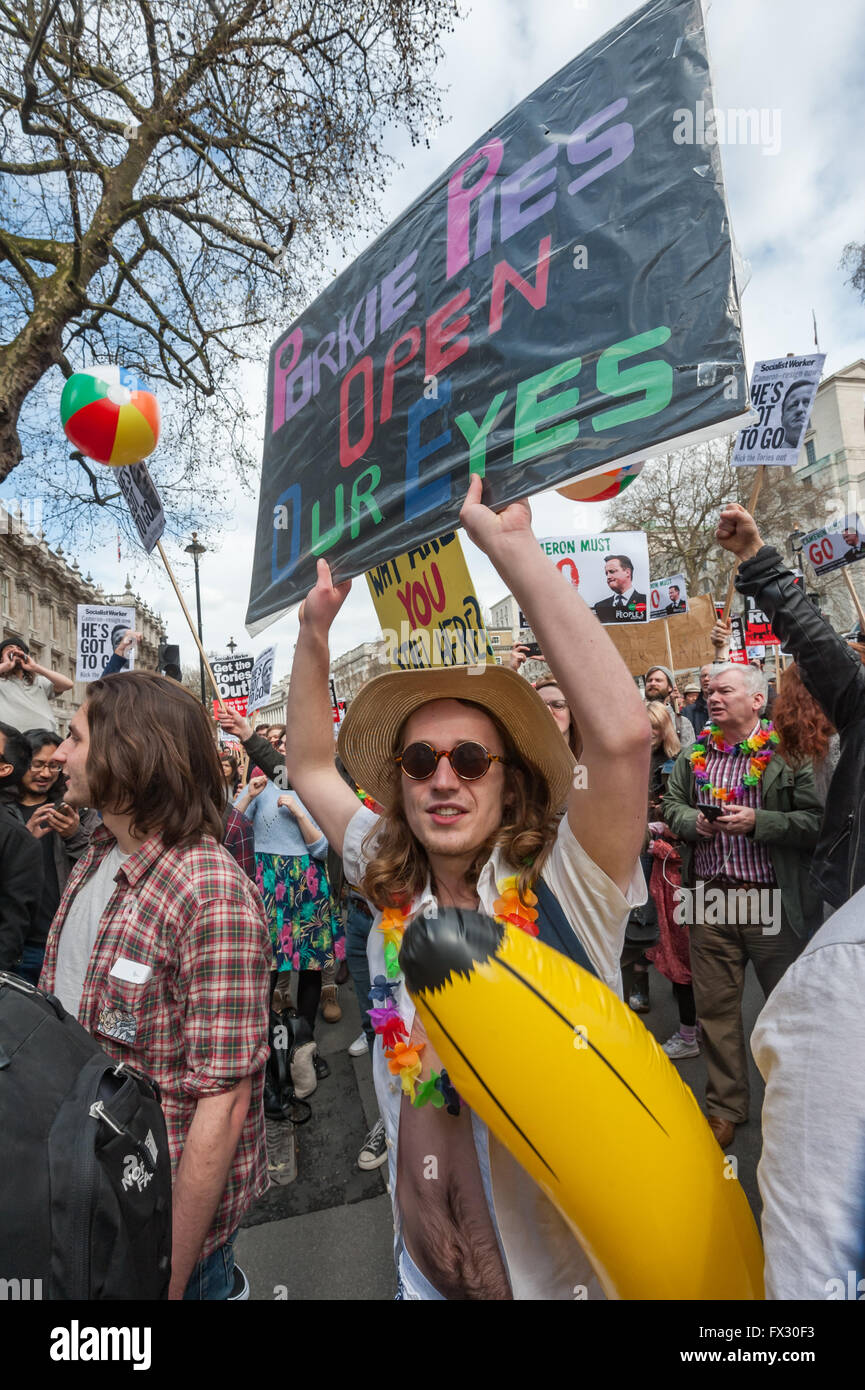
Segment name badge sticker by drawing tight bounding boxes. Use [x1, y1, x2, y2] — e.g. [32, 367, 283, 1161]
[109, 957, 153, 985]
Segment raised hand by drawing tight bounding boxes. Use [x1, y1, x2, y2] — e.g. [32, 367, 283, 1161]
[298, 558, 352, 636]
[115, 630, 143, 657]
[459, 473, 533, 558]
[216, 706, 253, 741]
[717, 505, 763, 560]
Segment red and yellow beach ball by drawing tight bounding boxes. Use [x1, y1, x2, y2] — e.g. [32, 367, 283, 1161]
[61, 366, 160, 467]
[556, 460, 644, 503]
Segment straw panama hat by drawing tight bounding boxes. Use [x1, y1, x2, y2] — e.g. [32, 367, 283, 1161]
[337, 665, 576, 810]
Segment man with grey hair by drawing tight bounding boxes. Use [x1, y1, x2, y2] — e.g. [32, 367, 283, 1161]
[663, 661, 822, 1149]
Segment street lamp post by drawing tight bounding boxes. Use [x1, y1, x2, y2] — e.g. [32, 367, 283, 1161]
[226, 636, 237, 655]
[184, 532, 207, 703]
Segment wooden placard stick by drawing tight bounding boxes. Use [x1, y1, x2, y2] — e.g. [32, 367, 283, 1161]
[155, 539, 228, 713]
[723, 465, 765, 622]
[663, 616, 676, 682]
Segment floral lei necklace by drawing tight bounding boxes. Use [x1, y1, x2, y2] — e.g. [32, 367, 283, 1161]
[368, 876, 539, 1114]
[690, 720, 779, 803]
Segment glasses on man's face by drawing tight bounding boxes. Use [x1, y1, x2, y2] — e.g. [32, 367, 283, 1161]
[395, 740, 507, 782]
[542, 699, 568, 711]
[31, 760, 61, 773]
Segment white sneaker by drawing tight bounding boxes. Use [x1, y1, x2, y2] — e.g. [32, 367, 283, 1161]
[662, 1032, 701, 1060]
[348, 1031, 369, 1058]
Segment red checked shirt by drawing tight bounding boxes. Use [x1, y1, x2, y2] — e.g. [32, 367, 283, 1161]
[693, 723, 776, 885]
[41, 824, 271, 1260]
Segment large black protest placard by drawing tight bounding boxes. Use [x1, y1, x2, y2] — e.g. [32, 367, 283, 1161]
[246, 0, 749, 632]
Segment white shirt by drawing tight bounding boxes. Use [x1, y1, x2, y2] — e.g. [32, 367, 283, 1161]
[751, 887, 865, 1299]
[0, 673, 57, 733]
[54, 845, 130, 1020]
[342, 805, 646, 1300]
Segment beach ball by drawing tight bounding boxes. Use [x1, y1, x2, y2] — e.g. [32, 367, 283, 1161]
[556, 460, 644, 503]
[61, 365, 160, 466]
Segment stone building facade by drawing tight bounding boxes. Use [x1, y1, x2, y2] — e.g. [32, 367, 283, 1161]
[0, 503, 165, 735]
[330, 639, 390, 702]
[253, 673, 290, 728]
[793, 357, 865, 632]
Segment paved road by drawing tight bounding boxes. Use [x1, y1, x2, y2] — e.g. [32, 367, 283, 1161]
[238, 960, 768, 1300]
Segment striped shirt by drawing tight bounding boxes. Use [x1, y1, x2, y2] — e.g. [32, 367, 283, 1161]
[42, 824, 271, 1260]
[693, 723, 776, 885]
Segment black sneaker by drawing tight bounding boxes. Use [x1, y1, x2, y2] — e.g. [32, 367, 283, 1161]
[357, 1118, 388, 1171]
[313, 1053, 330, 1081]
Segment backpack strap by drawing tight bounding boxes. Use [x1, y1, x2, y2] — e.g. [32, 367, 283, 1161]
[532, 878, 599, 979]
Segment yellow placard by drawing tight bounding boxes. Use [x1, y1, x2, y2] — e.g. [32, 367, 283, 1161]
[366, 532, 494, 670]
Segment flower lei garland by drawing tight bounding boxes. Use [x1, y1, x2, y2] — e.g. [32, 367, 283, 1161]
[690, 720, 779, 803]
[368, 876, 539, 1112]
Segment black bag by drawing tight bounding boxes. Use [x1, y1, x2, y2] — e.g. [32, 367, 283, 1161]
[0, 973, 172, 1300]
[264, 1006, 311, 1126]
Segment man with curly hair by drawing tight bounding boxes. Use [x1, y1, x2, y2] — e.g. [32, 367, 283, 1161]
[284, 477, 650, 1300]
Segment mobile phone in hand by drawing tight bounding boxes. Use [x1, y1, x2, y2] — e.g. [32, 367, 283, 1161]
[700, 804, 725, 822]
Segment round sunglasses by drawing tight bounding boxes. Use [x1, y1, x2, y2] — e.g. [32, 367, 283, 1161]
[395, 740, 507, 782]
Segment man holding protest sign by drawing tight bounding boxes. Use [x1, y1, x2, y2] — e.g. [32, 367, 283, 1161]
[283, 476, 649, 1300]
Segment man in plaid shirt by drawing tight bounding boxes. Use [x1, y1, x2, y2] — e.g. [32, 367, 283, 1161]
[43, 671, 271, 1300]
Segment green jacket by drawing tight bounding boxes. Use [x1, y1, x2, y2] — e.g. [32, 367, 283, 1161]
[662, 748, 823, 937]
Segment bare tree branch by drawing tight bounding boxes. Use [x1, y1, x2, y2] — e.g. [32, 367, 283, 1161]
[0, 0, 460, 541]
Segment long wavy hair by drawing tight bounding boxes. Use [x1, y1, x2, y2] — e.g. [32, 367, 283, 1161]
[772, 664, 835, 767]
[645, 701, 681, 759]
[359, 701, 560, 909]
[219, 750, 241, 796]
[85, 672, 225, 846]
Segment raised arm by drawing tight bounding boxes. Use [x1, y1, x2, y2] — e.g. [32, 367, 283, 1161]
[460, 475, 650, 894]
[283, 562, 363, 857]
[719, 503, 865, 732]
[24, 654, 73, 694]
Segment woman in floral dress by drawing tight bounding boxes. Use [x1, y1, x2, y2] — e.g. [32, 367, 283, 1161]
[235, 772, 344, 1093]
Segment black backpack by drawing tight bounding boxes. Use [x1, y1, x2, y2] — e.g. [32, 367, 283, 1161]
[0, 973, 172, 1300]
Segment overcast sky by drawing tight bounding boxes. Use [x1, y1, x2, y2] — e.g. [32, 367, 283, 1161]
[33, 0, 865, 678]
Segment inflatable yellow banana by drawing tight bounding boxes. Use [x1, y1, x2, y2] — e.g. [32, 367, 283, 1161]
[400, 908, 763, 1301]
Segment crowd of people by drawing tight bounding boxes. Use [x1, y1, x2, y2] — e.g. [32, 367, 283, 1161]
[1, 490, 863, 1301]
